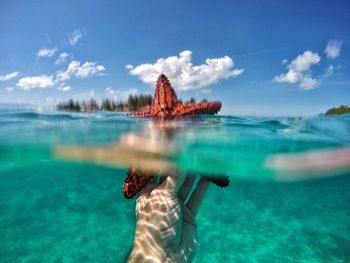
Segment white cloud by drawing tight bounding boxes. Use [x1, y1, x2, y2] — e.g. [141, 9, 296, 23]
[55, 52, 70, 65]
[69, 29, 83, 46]
[323, 65, 334, 78]
[274, 50, 320, 90]
[324, 40, 342, 59]
[127, 50, 243, 91]
[56, 60, 105, 81]
[0, 71, 19, 81]
[16, 75, 55, 90]
[104, 87, 138, 100]
[299, 77, 317, 90]
[37, 48, 58, 58]
[57, 84, 71, 92]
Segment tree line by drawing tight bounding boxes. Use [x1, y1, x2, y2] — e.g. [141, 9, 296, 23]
[57, 95, 209, 112]
[57, 94, 153, 112]
[325, 105, 350, 115]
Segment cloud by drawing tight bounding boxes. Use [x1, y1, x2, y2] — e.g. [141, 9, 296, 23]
[273, 50, 321, 90]
[0, 71, 19, 81]
[323, 65, 334, 78]
[69, 29, 83, 46]
[16, 75, 55, 90]
[324, 40, 342, 59]
[104, 87, 138, 100]
[57, 84, 71, 92]
[37, 48, 58, 58]
[55, 52, 70, 65]
[127, 50, 243, 91]
[56, 60, 105, 81]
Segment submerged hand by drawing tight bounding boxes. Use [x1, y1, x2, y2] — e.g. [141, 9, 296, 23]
[127, 174, 210, 263]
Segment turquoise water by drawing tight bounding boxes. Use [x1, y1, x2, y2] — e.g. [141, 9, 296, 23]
[0, 104, 349, 262]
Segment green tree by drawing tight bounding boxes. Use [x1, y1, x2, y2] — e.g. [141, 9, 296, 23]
[325, 105, 350, 115]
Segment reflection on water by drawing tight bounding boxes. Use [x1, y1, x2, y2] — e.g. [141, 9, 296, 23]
[53, 116, 350, 182]
[266, 147, 350, 181]
[54, 120, 181, 175]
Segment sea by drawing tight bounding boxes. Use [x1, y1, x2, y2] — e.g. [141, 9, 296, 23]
[0, 104, 349, 263]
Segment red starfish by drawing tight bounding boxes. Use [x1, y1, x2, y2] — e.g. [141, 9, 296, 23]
[123, 74, 226, 199]
[126, 74, 221, 118]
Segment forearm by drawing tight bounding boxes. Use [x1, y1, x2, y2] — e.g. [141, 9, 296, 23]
[127, 245, 167, 263]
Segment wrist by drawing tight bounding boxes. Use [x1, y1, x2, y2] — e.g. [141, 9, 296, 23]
[127, 245, 166, 263]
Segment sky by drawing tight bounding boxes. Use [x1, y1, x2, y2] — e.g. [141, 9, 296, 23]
[0, 0, 349, 116]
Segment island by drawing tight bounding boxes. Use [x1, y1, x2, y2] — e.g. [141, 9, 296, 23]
[56, 95, 152, 112]
[325, 105, 350, 115]
[56, 75, 211, 114]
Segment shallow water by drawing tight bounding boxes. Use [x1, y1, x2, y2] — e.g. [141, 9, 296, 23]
[0, 104, 349, 262]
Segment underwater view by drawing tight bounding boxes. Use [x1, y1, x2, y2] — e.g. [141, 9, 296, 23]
[0, 104, 349, 262]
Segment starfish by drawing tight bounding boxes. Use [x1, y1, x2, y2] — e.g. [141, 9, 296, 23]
[126, 74, 221, 118]
[54, 75, 228, 199]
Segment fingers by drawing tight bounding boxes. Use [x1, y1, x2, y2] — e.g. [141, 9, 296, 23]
[175, 204, 197, 262]
[186, 177, 210, 215]
[178, 175, 197, 202]
[203, 175, 230, 188]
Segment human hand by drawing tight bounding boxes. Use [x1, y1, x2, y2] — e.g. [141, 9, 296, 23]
[127, 174, 210, 263]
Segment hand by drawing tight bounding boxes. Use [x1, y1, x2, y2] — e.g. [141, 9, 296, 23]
[127, 174, 210, 263]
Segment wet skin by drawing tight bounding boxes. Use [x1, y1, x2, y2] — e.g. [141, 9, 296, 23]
[127, 175, 209, 263]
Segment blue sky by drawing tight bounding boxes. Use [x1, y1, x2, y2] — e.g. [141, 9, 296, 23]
[0, 0, 349, 115]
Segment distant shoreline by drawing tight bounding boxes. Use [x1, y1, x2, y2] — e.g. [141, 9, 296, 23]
[325, 105, 350, 115]
[56, 94, 153, 113]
